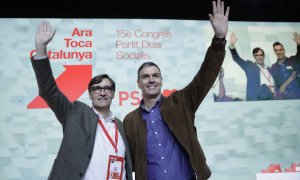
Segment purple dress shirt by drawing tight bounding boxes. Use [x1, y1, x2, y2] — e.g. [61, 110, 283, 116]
[140, 97, 196, 180]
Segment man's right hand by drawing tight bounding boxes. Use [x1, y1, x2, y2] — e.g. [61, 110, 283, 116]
[35, 21, 56, 57]
[229, 32, 237, 48]
[293, 32, 300, 45]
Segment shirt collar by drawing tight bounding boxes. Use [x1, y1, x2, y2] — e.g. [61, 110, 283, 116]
[277, 58, 286, 64]
[92, 107, 115, 123]
[140, 95, 163, 112]
[256, 63, 267, 70]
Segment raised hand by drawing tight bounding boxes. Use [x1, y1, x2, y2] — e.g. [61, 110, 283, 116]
[292, 32, 300, 45]
[208, 0, 230, 38]
[229, 32, 238, 48]
[35, 21, 56, 57]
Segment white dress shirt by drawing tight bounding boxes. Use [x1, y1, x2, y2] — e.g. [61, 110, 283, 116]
[83, 109, 126, 180]
[257, 64, 275, 93]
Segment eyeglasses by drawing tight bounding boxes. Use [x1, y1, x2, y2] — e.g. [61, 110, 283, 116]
[90, 86, 113, 94]
[254, 54, 264, 57]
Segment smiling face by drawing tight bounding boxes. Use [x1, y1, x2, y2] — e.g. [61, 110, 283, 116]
[254, 50, 265, 66]
[137, 66, 162, 100]
[89, 78, 115, 111]
[273, 44, 286, 60]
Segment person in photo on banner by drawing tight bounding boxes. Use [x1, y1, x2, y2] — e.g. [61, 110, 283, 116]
[213, 67, 242, 102]
[30, 21, 132, 180]
[123, 0, 229, 179]
[228, 32, 275, 101]
[270, 32, 300, 99]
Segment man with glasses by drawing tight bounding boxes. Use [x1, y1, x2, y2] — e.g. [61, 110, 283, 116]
[30, 21, 132, 180]
[229, 32, 275, 101]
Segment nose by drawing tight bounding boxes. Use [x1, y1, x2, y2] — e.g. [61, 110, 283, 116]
[99, 90, 107, 96]
[149, 76, 155, 82]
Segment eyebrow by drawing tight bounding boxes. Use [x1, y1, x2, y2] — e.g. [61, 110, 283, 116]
[140, 73, 160, 77]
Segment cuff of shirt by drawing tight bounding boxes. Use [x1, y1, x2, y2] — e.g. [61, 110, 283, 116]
[212, 36, 226, 45]
[33, 55, 48, 60]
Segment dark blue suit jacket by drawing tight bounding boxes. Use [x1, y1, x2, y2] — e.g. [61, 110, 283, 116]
[229, 48, 273, 101]
[270, 45, 300, 99]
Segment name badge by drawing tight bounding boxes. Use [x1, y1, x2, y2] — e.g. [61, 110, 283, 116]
[106, 155, 124, 180]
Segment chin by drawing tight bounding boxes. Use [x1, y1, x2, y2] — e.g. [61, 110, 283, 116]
[145, 92, 160, 98]
[95, 102, 109, 108]
[96, 105, 110, 110]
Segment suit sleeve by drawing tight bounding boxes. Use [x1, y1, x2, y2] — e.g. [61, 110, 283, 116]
[30, 57, 74, 128]
[180, 40, 226, 114]
[229, 47, 251, 71]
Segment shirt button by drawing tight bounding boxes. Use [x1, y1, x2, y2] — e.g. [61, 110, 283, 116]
[79, 173, 83, 177]
[158, 144, 161, 147]
[151, 110, 154, 113]
[155, 132, 158, 135]
[161, 156, 164, 159]
[152, 121, 154, 123]
[164, 170, 167, 173]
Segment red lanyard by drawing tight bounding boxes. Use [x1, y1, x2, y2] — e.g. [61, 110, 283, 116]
[259, 67, 271, 83]
[98, 118, 118, 154]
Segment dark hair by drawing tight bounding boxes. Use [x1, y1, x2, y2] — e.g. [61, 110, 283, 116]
[252, 47, 265, 56]
[137, 62, 161, 80]
[273, 42, 283, 48]
[88, 74, 115, 92]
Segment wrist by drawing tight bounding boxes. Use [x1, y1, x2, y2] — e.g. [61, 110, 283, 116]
[229, 44, 235, 49]
[36, 51, 48, 57]
[35, 45, 47, 57]
[33, 54, 48, 60]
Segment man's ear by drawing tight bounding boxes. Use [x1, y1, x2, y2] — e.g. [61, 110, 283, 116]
[111, 91, 115, 99]
[88, 92, 92, 100]
[137, 80, 141, 89]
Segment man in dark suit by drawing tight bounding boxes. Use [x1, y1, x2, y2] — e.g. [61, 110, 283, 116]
[30, 21, 132, 180]
[229, 32, 275, 101]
